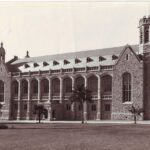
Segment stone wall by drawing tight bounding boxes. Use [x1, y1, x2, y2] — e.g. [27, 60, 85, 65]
[112, 46, 143, 120]
[143, 52, 150, 120]
[0, 63, 11, 120]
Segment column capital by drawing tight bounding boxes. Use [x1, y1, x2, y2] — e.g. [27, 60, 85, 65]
[37, 78, 41, 82]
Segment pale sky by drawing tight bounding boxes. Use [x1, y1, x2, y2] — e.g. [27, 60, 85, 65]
[0, 2, 149, 61]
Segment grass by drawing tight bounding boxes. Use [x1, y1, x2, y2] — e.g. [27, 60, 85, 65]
[0, 123, 150, 150]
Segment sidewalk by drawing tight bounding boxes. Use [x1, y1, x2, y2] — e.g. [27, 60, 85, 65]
[1, 120, 150, 124]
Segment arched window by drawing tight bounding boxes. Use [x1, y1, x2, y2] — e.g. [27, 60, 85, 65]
[22, 80, 28, 95]
[12, 80, 18, 96]
[63, 77, 72, 93]
[41, 79, 49, 94]
[122, 73, 131, 102]
[75, 76, 85, 88]
[88, 76, 98, 94]
[31, 79, 38, 94]
[0, 80, 4, 102]
[101, 75, 112, 94]
[52, 78, 60, 94]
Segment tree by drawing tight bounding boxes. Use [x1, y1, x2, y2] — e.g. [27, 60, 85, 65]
[34, 103, 45, 123]
[128, 105, 143, 124]
[69, 84, 92, 124]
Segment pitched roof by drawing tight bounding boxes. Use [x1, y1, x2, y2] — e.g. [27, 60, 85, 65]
[12, 45, 139, 65]
[10, 44, 139, 73]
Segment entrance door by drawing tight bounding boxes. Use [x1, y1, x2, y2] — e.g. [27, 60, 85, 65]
[52, 110, 56, 120]
[43, 109, 48, 119]
[101, 101, 111, 120]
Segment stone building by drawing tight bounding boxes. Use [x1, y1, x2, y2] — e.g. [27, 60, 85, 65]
[0, 16, 150, 121]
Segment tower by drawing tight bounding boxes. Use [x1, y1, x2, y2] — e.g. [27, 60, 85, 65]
[139, 16, 150, 54]
[0, 42, 5, 62]
[139, 16, 150, 120]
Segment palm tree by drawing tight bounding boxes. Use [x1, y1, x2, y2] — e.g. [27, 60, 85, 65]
[69, 84, 92, 124]
[34, 103, 45, 123]
[128, 105, 143, 124]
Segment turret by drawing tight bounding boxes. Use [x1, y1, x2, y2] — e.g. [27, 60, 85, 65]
[0, 42, 6, 62]
[139, 16, 150, 54]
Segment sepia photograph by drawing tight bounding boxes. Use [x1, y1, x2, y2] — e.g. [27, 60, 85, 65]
[0, 1, 150, 150]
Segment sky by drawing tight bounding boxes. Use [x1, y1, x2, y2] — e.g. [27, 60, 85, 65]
[0, 1, 149, 61]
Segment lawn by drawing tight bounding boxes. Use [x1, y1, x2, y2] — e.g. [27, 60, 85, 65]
[0, 123, 150, 150]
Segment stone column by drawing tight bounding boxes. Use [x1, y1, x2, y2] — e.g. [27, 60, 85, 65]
[27, 79, 31, 120]
[60, 77, 63, 103]
[71, 77, 75, 120]
[48, 78, 52, 121]
[38, 78, 41, 103]
[48, 78, 52, 101]
[83, 76, 87, 121]
[96, 75, 101, 120]
[47, 103, 52, 121]
[17, 80, 21, 120]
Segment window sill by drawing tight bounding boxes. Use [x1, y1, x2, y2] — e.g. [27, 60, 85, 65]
[123, 101, 133, 105]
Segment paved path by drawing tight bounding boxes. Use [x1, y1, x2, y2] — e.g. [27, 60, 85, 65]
[1, 120, 150, 124]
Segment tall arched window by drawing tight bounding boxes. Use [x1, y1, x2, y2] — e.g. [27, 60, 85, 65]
[52, 78, 60, 94]
[31, 79, 38, 94]
[0, 80, 4, 102]
[88, 76, 98, 94]
[12, 80, 18, 96]
[75, 76, 85, 88]
[63, 77, 72, 93]
[101, 75, 112, 94]
[122, 72, 131, 102]
[22, 80, 28, 95]
[41, 79, 49, 94]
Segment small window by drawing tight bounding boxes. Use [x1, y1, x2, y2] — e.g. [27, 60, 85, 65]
[24, 64, 29, 68]
[64, 60, 70, 65]
[112, 55, 118, 60]
[43, 61, 49, 66]
[75, 58, 81, 64]
[99, 56, 106, 61]
[66, 104, 71, 111]
[126, 54, 129, 60]
[33, 63, 39, 68]
[105, 104, 110, 111]
[91, 104, 96, 111]
[53, 60, 59, 66]
[87, 57, 93, 63]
